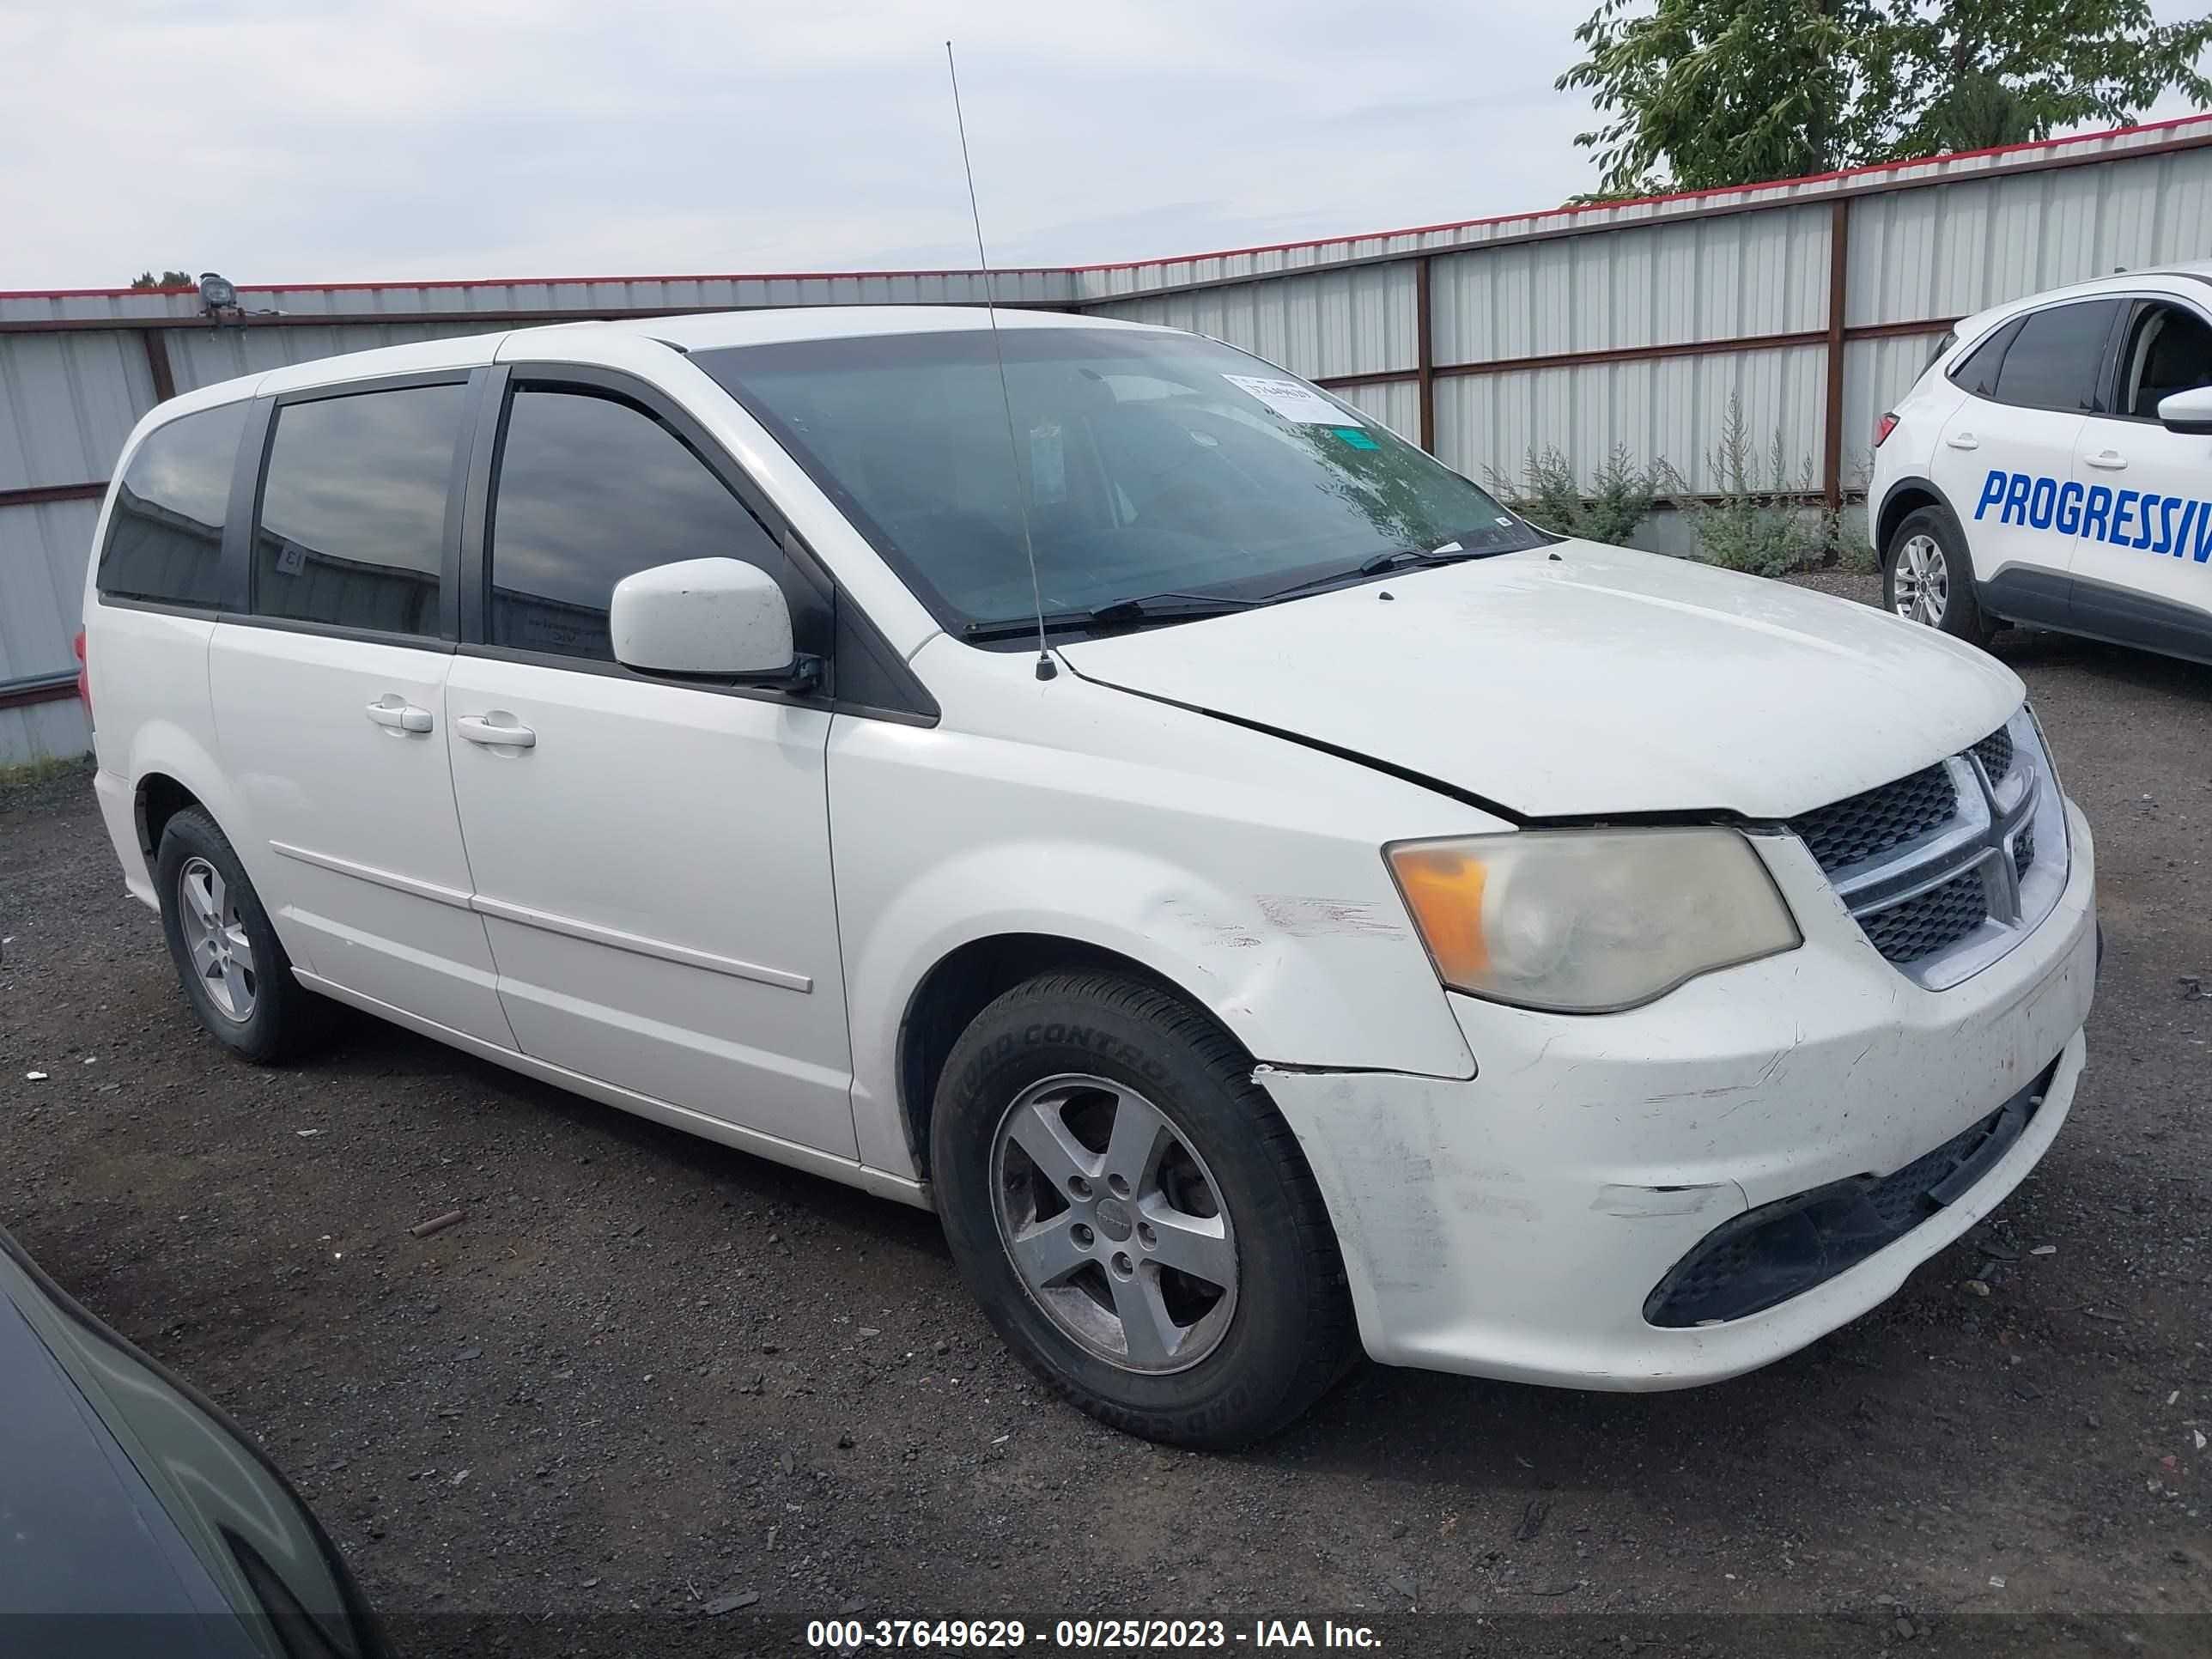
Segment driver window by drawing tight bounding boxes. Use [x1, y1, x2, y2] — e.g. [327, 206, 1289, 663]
[488, 386, 789, 661]
[2119, 301, 2212, 420]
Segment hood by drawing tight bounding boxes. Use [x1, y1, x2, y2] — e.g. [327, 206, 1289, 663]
[1057, 542, 2024, 819]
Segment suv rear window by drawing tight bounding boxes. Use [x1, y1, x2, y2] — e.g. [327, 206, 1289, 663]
[1990, 301, 2122, 414]
[96, 401, 248, 608]
[252, 384, 465, 636]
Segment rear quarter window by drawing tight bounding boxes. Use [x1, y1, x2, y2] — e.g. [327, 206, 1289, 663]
[95, 401, 250, 607]
[1948, 320, 2020, 399]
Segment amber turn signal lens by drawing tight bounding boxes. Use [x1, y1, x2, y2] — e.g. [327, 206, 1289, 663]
[1385, 842, 1491, 989]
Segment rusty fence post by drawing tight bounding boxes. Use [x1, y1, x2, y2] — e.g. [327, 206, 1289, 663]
[1822, 199, 1850, 514]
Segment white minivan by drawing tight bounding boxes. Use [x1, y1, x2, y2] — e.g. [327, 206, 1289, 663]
[82, 308, 2098, 1446]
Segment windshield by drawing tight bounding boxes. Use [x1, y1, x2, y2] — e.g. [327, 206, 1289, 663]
[694, 328, 1541, 639]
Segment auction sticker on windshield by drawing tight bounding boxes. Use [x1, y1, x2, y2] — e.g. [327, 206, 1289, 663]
[1222, 374, 1363, 425]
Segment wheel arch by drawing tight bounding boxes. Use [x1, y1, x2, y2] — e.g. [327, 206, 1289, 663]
[134, 771, 204, 870]
[895, 933, 1251, 1180]
[1875, 475, 1957, 562]
[123, 723, 248, 882]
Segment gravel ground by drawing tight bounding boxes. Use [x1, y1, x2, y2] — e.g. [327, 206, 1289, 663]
[3, 574, 2209, 1655]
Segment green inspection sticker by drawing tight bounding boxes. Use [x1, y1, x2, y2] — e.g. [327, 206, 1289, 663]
[1331, 426, 1380, 450]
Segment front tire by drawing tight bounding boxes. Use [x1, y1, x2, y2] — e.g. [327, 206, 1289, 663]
[932, 971, 1355, 1448]
[1884, 504, 1996, 646]
[155, 808, 331, 1063]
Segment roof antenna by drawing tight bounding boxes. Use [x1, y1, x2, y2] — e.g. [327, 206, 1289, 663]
[946, 40, 1055, 682]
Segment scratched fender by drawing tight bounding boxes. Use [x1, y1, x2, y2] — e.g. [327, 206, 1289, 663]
[830, 636, 1491, 1176]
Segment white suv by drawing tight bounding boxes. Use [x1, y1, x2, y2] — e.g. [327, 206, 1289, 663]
[1872, 260, 2212, 663]
[81, 308, 2097, 1445]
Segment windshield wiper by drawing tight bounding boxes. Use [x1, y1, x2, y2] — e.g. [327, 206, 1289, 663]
[961, 592, 1263, 643]
[1263, 541, 1510, 602]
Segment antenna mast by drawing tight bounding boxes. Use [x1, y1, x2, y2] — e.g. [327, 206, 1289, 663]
[945, 40, 1055, 682]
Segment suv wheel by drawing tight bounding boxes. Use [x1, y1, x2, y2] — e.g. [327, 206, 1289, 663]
[1884, 504, 1996, 646]
[931, 970, 1354, 1448]
[155, 808, 333, 1063]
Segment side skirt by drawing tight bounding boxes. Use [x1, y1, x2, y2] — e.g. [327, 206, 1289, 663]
[290, 970, 933, 1212]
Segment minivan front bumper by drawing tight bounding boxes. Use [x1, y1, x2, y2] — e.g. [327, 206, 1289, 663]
[1259, 799, 2096, 1389]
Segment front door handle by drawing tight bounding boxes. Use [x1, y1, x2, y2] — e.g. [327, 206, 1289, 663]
[455, 714, 536, 749]
[366, 697, 434, 734]
[2085, 449, 2128, 470]
[1945, 431, 1980, 451]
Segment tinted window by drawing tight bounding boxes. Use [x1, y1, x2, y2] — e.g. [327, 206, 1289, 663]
[253, 384, 465, 635]
[488, 387, 784, 661]
[97, 402, 247, 606]
[1992, 301, 2122, 413]
[2118, 301, 2212, 418]
[696, 329, 1540, 635]
[1948, 320, 2018, 398]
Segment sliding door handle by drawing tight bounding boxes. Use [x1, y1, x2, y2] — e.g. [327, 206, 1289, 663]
[366, 698, 433, 733]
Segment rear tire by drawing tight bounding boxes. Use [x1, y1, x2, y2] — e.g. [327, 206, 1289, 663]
[155, 808, 332, 1063]
[1884, 504, 1996, 647]
[931, 970, 1354, 1448]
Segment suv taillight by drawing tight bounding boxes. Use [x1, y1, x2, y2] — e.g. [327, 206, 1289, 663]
[72, 628, 91, 723]
[1874, 411, 1899, 447]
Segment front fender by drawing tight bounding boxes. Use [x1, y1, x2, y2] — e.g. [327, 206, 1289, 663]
[842, 834, 1476, 1176]
[834, 697, 1511, 1180]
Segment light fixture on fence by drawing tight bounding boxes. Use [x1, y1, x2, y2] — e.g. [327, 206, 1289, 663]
[198, 271, 240, 321]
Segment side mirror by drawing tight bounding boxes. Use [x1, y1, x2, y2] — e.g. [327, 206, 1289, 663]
[610, 557, 815, 688]
[2156, 384, 2212, 435]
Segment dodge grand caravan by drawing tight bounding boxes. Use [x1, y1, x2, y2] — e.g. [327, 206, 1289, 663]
[81, 308, 2098, 1446]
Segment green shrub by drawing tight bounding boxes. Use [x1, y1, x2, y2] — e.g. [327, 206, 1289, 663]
[1679, 398, 1840, 577]
[1487, 445, 1661, 547]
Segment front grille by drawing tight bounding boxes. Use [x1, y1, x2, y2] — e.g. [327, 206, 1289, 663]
[1972, 726, 2015, 785]
[1859, 868, 1990, 963]
[1645, 1062, 2055, 1328]
[1787, 718, 2051, 980]
[1789, 764, 1957, 873]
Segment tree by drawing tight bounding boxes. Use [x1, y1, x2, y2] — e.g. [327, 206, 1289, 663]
[1885, 1, 2212, 155]
[129, 270, 193, 290]
[1559, 0, 2212, 198]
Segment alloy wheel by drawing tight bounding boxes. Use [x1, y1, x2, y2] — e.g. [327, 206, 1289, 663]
[1893, 532, 1950, 627]
[989, 1073, 1239, 1374]
[178, 855, 256, 1022]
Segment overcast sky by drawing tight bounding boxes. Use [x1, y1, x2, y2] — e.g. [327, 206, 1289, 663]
[4, 1, 2208, 292]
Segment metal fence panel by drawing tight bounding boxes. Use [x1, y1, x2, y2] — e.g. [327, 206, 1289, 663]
[1437, 343, 1826, 495]
[0, 331, 155, 492]
[1085, 263, 1418, 380]
[0, 497, 95, 674]
[1432, 203, 1830, 364]
[1845, 145, 2212, 328]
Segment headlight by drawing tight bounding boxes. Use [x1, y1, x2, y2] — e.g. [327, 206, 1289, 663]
[1385, 828, 1801, 1013]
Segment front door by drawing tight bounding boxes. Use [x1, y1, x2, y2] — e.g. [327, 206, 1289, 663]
[443, 374, 856, 1156]
[2065, 295, 2212, 659]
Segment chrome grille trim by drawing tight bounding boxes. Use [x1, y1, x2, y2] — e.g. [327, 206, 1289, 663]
[1788, 708, 2067, 989]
